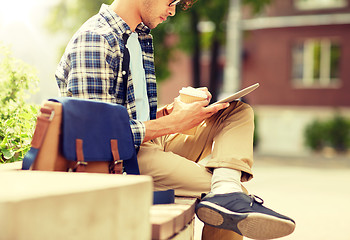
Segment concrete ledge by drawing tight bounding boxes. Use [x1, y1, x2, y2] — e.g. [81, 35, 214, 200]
[0, 170, 153, 240]
[0, 161, 22, 171]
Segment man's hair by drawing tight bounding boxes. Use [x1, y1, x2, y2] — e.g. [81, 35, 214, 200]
[180, 0, 197, 10]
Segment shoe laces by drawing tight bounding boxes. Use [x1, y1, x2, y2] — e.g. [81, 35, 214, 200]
[249, 194, 264, 207]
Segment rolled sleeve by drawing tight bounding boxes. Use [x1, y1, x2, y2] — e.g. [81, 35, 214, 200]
[129, 119, 146, 146]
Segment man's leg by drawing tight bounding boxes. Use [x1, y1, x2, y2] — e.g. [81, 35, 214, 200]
[160, 101, 295, 239]
[137, 102, 250, 240]
[137, 137, 244, 240]
[137, 101, 252, 197]
[161, 101, 254, 181]
[202, 225, 243, 240]
[195, 101, 295, 239]
[137, 139, 212, 197]
[138, 101, 252, 196]
[138, 101, 295, 239]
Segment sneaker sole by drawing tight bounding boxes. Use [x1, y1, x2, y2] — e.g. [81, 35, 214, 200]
[196, 201, 295, 240]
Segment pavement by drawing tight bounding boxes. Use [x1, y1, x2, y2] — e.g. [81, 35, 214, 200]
[194, 153, 350, 240]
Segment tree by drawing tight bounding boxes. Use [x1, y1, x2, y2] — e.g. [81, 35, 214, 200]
[197, 0, 230, 101]
[158, 0, 273, 100]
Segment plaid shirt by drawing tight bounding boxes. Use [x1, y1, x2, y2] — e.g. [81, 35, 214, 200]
[55, 4, 158, 147]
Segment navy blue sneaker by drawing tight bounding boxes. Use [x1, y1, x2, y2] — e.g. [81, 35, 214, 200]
[195, 192, 295, 239]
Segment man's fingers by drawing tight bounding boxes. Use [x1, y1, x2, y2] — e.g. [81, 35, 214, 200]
[197, 87, 212, 101]
[205, 102, 230, 113]
[197, 99, 210, 106]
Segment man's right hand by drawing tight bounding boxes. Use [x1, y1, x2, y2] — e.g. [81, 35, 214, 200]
[143, 97, 229, 142]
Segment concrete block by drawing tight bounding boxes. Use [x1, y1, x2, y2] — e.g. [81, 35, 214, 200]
[0, 171, 153, 240]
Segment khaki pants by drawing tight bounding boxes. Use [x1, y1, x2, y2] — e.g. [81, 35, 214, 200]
[137, 101, 254, 239]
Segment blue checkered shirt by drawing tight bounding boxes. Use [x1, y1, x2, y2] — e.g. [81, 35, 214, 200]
[55, 4, 158, 147]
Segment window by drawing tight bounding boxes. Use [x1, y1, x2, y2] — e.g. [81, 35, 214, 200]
[295, 0, 347, 10]
[292, 39, 341, 88]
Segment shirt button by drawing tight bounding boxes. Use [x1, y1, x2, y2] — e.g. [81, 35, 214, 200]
[122, 71, 126, 75]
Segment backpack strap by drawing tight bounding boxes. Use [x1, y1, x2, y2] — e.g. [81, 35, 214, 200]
[122, 33, 130, 105]
[109, 139, 123, 174]
[22, 106, 55, 170]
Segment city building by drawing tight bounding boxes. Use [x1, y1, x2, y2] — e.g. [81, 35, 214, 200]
[241, 0, 350, 155]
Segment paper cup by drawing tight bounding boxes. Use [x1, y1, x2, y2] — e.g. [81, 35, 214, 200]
[179, 88, 207, 135]
[179, 93, 207, 103]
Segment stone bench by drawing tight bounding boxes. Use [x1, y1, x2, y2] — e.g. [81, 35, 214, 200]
[0, 162, 197, 240]
[151, 197, 197, 240]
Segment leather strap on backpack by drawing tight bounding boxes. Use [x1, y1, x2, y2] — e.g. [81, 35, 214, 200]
[31, 107, 54, 149]
[75, 139, 87, 172]
[71, 139, 123, 174]
[22, 106, 55, 170]
[110, 139, 123, 174]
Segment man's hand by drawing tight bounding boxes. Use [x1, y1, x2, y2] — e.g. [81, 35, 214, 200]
[157, 87, 212, 117]
[169, 97, 228, 133]
[197, 87, 212, 102]
[145, 88, 229, 142]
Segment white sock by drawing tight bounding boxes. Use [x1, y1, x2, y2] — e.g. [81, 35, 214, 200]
[211, 168, 243, 194]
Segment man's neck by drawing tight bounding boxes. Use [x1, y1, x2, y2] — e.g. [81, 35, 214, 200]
[110, 0, 141, 32]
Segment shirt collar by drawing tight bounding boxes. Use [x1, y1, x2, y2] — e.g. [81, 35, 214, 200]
[135, 23, 151, 35]
[99, 4, 151, 36]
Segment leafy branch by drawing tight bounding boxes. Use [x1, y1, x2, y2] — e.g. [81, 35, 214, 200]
[0, 44, 39, 163]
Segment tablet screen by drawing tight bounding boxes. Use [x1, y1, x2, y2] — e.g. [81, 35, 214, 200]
[212, 83, 259, 105]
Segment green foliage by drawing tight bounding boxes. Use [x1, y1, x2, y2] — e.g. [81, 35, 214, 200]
[327, 115, 350, 152]
[304, 115, 350, 152]
[45, 0, 109, 36]
[304, 120, 328, 151]
[46, 0, 113, 58]
[170, 0, 272, 52]
[152, 23, 176, 81]
[0, 45, 39, 163]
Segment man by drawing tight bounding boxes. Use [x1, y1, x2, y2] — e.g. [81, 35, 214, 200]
[56, 0, 296, 239]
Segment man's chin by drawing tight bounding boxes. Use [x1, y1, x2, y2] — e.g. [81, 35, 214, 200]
[144, 21, 161, 29]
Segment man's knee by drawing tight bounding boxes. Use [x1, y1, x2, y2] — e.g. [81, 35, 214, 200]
[227, 101, 255, 125]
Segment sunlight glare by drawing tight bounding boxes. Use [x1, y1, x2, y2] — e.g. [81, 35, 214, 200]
[0, 0, 37, 28]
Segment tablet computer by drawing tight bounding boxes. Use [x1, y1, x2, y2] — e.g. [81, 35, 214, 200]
[213, 83, 259, 104]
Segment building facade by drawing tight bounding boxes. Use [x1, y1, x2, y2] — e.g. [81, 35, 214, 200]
[240, 0, 350, 156]
[242, 0, 350, 107]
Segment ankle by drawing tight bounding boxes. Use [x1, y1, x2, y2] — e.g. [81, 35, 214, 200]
[211, 168, 243, 194]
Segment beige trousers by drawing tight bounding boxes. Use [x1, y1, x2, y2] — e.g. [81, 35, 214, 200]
[137, 101, 254, 240]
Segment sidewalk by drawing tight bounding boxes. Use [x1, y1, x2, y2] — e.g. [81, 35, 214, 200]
[195, 154, 350, 240]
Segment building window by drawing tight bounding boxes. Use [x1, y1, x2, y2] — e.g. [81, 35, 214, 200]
[295, 0, 347, 10]
[292, 39, 341, 88]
